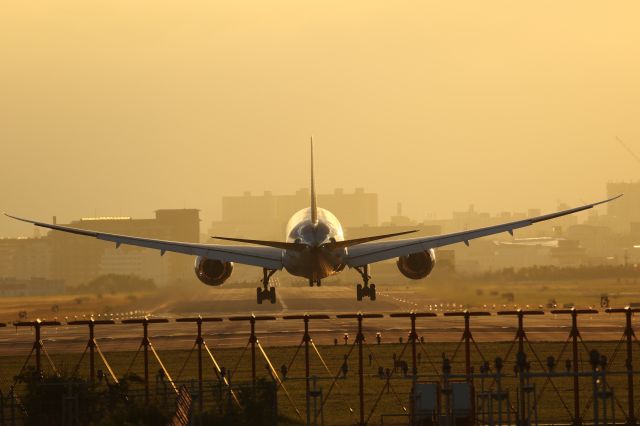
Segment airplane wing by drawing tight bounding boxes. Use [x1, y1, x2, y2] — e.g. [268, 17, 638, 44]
[4, 214, 283, 270]
[345, 195, 622, 267]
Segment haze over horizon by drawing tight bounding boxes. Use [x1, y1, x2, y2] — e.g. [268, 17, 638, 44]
[2, 1, 639, 237]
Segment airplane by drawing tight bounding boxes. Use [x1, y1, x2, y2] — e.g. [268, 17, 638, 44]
[5, 141, 622, 304]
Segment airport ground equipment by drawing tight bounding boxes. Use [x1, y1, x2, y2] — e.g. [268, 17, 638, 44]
[389, 312, 437, 381]
[497, 309, 544, 426]
[121, 317, 176, 405]
[443, 310, 491, 381]
[390, 312, 437, 425]
[282, 314, 331, 426]
[551, 308, 599, 426]
[605, 306, 639, 426]
[5, 318, 62, 422]
[174, 316, 231, 414]
[228, 314, 276, 389]
[13, 319, 61, 377]
[68, 318, 118, 385]
[411, 382, 439, 424]
[335, 313, 385, 426]
[441, 311, 490, 424]
[228, 314, 302, 420]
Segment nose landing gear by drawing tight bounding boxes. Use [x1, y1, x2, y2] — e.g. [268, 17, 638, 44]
[257, 268, 277, 304]
[355, 265, 376, 301]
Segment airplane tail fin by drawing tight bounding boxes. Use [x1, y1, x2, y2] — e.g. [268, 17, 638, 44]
[310, 137, 318, 224]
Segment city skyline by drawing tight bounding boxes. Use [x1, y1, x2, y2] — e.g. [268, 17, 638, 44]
[0, 183, 621, 239]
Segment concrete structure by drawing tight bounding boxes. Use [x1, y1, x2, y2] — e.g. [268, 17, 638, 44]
[47, 209, 200, 286]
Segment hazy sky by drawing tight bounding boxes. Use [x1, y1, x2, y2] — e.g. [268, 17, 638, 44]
[2, 1, 639, 237]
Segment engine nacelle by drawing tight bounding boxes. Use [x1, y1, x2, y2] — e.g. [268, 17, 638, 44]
[396, 249, 436, 280]
[194, 256, 233, 286]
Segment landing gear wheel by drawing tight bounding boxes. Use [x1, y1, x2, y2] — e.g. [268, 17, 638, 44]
[258, 268, 277, 305]
[316, 280, 321, 287]
[308, 279, 314, 287]
[354, 265, 376, 302]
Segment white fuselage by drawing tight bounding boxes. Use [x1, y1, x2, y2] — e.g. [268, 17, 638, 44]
[282, 207, 347, 280]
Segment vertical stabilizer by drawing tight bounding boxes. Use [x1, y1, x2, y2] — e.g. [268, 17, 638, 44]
[310, 137, 318, 223]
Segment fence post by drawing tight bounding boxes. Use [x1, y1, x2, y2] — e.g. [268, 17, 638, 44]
[605, 306, 639, 426]
[443, 310, 491, 379]
[552, 308, 598, 426]
[68, 318, 116, 384]
[14, 319, 61, 376]
[497, 309, 544, 425]
[121, 317, 170, 405]
[283, 314, 330, 426]
[336, 313, 384, 426]
[228, 315, 277, 391]
[175, 316, 224, 415]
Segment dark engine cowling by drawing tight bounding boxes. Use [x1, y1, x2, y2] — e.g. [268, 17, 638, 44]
[194, 256, 233, 286]
[396, 249, 436, 280]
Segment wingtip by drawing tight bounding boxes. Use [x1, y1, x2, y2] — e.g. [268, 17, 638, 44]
[594, 193, 623, 207]
[3, 213, 37, 225]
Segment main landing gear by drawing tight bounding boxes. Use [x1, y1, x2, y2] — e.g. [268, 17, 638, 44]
[355, 265, 376, 301]
[257, 268, 277, 304]
[308, 279, 321, 287]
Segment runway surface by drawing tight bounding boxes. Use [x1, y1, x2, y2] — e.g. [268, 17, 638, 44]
[0, 285, 633, 356]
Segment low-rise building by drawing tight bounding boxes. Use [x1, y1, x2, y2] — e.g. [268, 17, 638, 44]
[0, 277, 64, 297]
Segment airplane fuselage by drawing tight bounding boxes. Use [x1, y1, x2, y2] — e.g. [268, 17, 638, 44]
[283, 207, 347, 280]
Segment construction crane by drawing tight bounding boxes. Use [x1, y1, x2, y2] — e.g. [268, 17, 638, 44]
[616, 136, 640, 164]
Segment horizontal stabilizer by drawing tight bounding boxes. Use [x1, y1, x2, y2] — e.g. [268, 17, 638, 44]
[322, 230, 418, 250]
[211, 236, 305, 251]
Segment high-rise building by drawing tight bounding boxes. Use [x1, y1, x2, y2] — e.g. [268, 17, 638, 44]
[213, 188, 378, 239]
[607, 181, 640, 232]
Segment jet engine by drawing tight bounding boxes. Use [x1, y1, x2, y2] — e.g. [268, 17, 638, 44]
[194, 256, 233, 286]
[396, 249, 436, 280]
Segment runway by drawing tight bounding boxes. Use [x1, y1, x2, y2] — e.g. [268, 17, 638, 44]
[0, 285, 632, 356]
